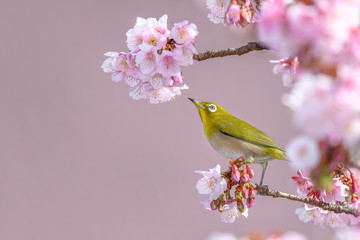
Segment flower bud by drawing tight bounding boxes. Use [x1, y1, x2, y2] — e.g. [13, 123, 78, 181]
[232, 165, 241, 182]
[247, 197, 255, 208]
[248, 186, 256, 198]
[235, 186, 242, 199]
[241, 185, 249, 199]
[218, 200, 226, 213]
[237, 198, 246, 212]
[225, 1, 241, 25]
[241, 172, 250, 183]
[246, 165, 255, 178]
[225, 192, 232, 203]
[210, 200, 218, 211]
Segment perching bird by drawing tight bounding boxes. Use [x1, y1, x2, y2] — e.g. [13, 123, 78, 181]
[189, 98, 286, 185]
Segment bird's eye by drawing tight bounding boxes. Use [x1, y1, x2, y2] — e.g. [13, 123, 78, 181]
[208, 104, 217, 112]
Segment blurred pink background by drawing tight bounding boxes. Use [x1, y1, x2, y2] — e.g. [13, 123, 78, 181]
[1, 0, 334, 239]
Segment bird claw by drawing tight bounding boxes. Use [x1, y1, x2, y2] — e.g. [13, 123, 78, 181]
[246, 156, 255, 164]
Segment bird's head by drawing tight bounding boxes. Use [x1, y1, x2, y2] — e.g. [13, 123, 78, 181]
[188, 98, 229, 126]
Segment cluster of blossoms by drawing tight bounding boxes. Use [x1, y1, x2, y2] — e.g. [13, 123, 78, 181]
[101, 15, 198, 103]
[206, 0, 257, 28]
[208, 228, 360, 240]
[293, 166, 360, 228]
[208, 231, 308, 240]
[195, 157, 256, 223]
[258, 0, 360, 186]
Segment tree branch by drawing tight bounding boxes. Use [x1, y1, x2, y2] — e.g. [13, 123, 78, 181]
[193, 42, 270, 62]
[252, 184, 360, 216]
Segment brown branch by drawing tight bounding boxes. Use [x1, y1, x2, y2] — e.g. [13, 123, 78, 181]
[193, 42, 270, 62]
[252, 184, 360, 216]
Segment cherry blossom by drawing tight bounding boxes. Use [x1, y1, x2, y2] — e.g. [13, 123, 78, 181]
[195, 165, 227, 201]
[102, 15, 198, 104]
[287, 135, 320, 172]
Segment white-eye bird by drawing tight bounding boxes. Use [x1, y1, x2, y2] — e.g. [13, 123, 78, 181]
[189, 98, 287, 185]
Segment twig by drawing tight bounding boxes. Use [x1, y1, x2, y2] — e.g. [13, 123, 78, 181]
[252, 184, 360, 216]
[193, 42, 269, 62]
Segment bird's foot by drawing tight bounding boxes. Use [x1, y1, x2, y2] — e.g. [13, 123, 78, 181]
[246, 156, 255, 164]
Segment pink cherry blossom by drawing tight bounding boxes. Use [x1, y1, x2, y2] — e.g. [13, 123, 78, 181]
[126, 15, 169, 51]
[124, 75, 141, 87]
[295, 204, 327, 226]
[323, 211, 348, 228]
[157, 51, 181, 77]
[135, 43, 158, 75]
[286, 3, 319, 45]
[287, 135, 320, 172]
[170, 20, 198, 45]
[324, 178, 348, 203]
[270, 57, 299, 87]
[225, 0, 256, 28]
[102, 15, 198, 104]
[292, 170, 312, 197]
[220, 202, 247, 223]
[173, 44, 197, 66]
[257, 0, 292, 56]
[206, 0, 230, 25]
[195, 164, 227, 201]
[225, 1, 241, 25]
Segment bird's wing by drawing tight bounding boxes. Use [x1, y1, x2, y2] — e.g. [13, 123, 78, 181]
[216, 117, 285, 151]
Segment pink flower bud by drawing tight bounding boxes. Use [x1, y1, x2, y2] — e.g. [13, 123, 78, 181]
[247, 197, 255, 208]
[210, 200, 218, 211]
[232, 165, 241, 182]
[246, 165, 255, 178]
[225, 192, 232, 203]
[249, 187, 256, 199]
[241, 172, 250, 183]
[240, 6, 252, 23]
[235, 186, 241, 199]
[225, 1, 241, 25]
[237, 198, 246, 212]
[242, 189, 249, 199]
[218, 200, 226, 213]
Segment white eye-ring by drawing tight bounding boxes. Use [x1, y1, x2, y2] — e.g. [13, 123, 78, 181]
[208, 104, 217, 112]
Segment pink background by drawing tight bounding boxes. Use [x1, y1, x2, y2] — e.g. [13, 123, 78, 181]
[1, 0, 334, 239]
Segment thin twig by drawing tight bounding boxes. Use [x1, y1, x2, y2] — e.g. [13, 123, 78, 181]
[193, 42, 269, 62]
[252, 184, 360, 216]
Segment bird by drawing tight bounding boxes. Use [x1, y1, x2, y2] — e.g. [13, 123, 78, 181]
[189, 98, 287, 185]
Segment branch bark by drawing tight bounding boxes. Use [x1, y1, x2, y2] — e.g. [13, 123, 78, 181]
[193, 42, 269, 62]
[252, 184, 360, 216]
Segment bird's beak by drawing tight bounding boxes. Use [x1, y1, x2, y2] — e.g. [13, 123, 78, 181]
[188, 98, 205, 108]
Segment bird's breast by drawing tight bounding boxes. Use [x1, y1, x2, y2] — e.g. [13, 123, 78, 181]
[207, 131, 271, 164]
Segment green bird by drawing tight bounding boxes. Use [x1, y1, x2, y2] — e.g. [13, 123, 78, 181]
[189, 98, 287, 185]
